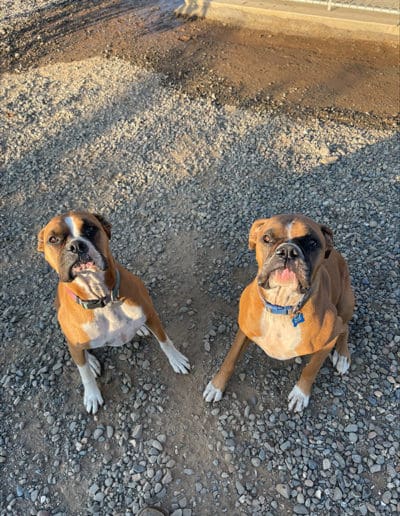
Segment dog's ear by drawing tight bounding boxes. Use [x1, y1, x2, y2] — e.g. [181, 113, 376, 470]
[249, 219, 269, 250]
[93, 213, 112, 239]
[320, 224, 333, 258]
[37, 228, 45, 252]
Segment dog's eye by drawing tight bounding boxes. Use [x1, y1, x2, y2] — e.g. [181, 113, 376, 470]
[263, 234, 271, 244]
[48, 235, 60, 245]
[309, 238, 319, 248]
[85, 225, 97, 237]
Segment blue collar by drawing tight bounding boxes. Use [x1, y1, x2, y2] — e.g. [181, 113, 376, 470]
[258, 286, 312, 319]
[263, 301, 294, 315]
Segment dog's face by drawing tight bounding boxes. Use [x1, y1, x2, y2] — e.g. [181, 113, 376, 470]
[37, 211, 112, 282]
[249, 214, 333, 293]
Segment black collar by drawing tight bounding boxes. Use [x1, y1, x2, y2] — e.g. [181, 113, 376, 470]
[68, 269, 120, 310]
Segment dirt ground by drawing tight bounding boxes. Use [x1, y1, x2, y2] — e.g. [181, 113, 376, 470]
[1, 0, 399, 127]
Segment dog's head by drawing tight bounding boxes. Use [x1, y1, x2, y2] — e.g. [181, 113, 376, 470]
[37, 211, 112, 283]
[248, 214, 333, 293]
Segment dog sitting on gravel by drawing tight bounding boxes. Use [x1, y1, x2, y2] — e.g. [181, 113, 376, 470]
[204, 213, 354, 412]
[38, 211, 190, 413]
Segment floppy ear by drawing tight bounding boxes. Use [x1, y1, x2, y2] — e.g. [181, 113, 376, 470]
[37, 228, 45, 252]
[248, 219, 269, 250]
[320, 224, 333, 258]
[93, 213, 112, 239]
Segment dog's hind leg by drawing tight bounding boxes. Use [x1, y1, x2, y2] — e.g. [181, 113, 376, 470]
[330, 324, 351, 374]
[331, 283, 354, 374]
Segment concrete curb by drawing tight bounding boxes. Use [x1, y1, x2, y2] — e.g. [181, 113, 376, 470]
[176, 0, 400, 42]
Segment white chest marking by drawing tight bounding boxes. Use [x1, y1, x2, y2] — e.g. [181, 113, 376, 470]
[83, 301, 146, 349]
[252, 310, 301, 360]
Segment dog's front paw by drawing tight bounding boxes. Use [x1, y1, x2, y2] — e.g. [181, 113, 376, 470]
[330, 350, 350, 374]
[83, 383, 104, 414]
[87, 351, 101, 378]
[159, 339, 190, 374]
[168, 348, 191, 374]
[288, 385, 309, 413]
[203, 381, 223, 402]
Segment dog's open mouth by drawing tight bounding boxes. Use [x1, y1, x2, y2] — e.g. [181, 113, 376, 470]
[266, 267, 300, 289]
[271, 268, 297, 283]
[71, 258, 97, 275]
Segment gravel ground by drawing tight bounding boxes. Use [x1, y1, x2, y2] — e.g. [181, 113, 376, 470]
[0, 50, 399, 516]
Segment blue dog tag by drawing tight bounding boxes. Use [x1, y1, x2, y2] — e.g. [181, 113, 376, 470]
[292, 312, 305, 327]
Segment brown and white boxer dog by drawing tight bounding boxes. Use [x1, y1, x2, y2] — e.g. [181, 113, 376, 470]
[204, 214, 354, 412]
[38, 211, 190, 413]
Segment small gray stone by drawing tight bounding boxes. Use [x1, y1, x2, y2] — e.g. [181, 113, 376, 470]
[323, 458, 331, 470]
[93, 428, 103, 440]
[94, 491, 105, 503]
[151, 439, 163, 451]
[235, 481, 245, 495]
[276, 483, 290, 499]
[333, 487, 342, 501]
[89, 484, 99, 496]
[162, 471, 172, 484]
[171, 511, 183, 516]
[349, 432, 358, 443]
[132, 424, 143, 440]
[280, 440, 291, 451]
[178, 497, 187, 508]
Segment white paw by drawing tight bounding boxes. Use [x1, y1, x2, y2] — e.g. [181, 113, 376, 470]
[83, 382, 104, 414]
[330, 350, 350, 374]
[288, 385, 309, 413]
[137, 325, 150, 337]
[203, 381, 223, 402]
[159, 339, 190, 374]
[86, 351, 101, 378]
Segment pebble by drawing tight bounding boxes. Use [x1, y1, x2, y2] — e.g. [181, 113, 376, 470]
[162, 471, 172, 484]
[276, 483, 290, 499]
[235, 481, 245, 495]
[132, 424, 143, 440]
[323, 458, 331, 470]
[333, 487, 342, 501]
[93, 428, 103, 440]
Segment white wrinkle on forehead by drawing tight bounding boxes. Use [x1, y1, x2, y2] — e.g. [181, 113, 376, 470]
[65, 215, 80, 238]
[287, 221, 294, 240]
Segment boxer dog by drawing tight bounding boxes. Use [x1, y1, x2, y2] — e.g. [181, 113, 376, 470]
[38, 211, 190, 413]
[204, 214, 354, 412]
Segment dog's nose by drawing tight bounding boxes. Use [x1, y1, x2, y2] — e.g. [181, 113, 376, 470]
[68, 239, 88, 254]
[275, 243, 301, 260]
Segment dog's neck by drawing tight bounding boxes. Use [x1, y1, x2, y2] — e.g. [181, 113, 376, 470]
[73, 270, 109, 300]
[262, 285, 303, 307]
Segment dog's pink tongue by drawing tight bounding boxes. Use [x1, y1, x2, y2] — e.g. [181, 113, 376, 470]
[275, 268, 297, 282]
